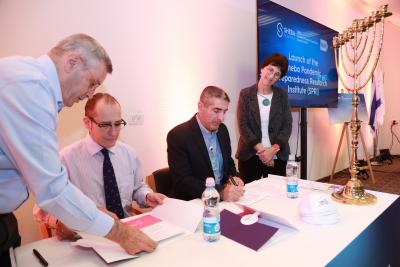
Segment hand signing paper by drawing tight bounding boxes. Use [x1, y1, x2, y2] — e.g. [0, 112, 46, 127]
[228, 176, 245, 187]
[222, 179, 245, 201]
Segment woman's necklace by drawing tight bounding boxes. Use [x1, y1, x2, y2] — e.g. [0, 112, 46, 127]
[258, 93, 271, 106]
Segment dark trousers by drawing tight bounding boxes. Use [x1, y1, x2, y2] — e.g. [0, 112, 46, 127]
[0, 213, 21, 267]
[238, 155, 287, 184]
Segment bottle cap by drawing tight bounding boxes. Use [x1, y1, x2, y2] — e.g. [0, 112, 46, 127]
[205, 177, 215, 187]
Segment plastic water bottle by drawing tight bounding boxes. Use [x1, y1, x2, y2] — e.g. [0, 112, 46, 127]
[202, 177, 221, 242]
[286, 159, 299, 198]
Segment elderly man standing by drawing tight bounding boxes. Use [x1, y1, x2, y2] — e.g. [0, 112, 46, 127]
[0, 34, 155, 266]
[167, 86, 245, 201]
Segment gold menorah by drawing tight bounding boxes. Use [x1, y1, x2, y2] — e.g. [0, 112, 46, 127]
[331, 4, 392, 205]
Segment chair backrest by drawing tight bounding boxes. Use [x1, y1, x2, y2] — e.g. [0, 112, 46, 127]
[146, 167, 173, 197]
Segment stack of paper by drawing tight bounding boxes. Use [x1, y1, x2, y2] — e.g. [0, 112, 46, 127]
[298, 193, 340, 225]
[236, 179, 273, 205]
[300, 180, 343, 193]
[73, 197, 203, 263]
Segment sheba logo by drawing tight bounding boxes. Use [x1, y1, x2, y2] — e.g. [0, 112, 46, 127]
[277, 23, 283, 37]
[277, 22, 296, 38]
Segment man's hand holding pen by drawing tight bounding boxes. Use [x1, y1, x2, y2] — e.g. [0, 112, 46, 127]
[229, 176, 244, 187]
[222, 176, 245, 201]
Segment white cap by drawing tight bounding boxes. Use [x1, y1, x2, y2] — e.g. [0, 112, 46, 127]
[298, 193, 340, 225]
[205, 177, 215, 187]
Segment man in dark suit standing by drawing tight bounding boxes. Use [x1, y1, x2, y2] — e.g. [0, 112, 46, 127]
[167, 86, 244, 201]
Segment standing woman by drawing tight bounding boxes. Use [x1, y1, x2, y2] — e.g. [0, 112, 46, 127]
[236, 53, 292, 184]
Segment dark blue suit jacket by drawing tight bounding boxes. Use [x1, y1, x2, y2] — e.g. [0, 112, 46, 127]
[167, 115, 238, 200]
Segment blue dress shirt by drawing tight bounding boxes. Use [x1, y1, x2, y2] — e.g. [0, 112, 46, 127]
[0, 55, 113, 236]
[196, 116, 223, 184]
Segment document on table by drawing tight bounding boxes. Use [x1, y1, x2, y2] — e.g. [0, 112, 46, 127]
[236, 178, 279, 205]
[258, 211, 299, 248]
[72, 197, 203, 263]
[150, 197, 203, 233]
[235, 204, 299, 250]
[74, 214, 183, 263]
[300, 179, 343, 193]
[126, 214, 184, 242]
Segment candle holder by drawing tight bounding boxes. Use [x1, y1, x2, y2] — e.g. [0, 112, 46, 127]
[331, 5, 391, 205]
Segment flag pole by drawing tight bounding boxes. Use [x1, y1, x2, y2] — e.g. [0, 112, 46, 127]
[371, 127, 382, 166]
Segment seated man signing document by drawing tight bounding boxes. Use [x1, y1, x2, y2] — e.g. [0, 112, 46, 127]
[167, 86, 245, 201]
[35, 93, 165, 239]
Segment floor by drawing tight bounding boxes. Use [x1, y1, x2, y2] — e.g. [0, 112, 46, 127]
[320, 157, 400, 195]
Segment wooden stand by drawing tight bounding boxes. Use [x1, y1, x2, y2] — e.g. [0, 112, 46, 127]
[330, 122, 376, 184]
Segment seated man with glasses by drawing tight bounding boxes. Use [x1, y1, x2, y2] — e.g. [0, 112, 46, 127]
[34, 93, 165, 239]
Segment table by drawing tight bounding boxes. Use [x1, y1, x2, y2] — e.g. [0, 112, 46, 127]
[14, 176, 400, 267]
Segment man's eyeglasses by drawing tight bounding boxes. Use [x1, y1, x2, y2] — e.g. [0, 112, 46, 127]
[88, 116, 127, 130]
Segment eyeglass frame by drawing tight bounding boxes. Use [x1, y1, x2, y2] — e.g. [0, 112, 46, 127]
[264, 66, 282, 80]
[87, 116, 127, 130]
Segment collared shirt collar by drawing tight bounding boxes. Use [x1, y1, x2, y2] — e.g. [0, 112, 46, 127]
[84, 134, 117, 156]
[196, 114, 218, 135]
[37, 54, 64, 112]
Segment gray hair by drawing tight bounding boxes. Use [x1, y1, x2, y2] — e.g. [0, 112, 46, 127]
[199, 85, 230, 106]
[49, 33, 113, 73]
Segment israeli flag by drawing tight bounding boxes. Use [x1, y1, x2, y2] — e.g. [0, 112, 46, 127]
[369, 69, 385, 135]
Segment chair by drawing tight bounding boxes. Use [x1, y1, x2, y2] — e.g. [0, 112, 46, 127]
[146, 167, 173, 197]
[132, 167, 173, 214]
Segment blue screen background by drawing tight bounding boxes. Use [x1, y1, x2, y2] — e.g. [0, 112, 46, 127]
[258, 0, 338, 107]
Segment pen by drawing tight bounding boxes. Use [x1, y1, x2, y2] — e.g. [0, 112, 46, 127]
[33, 248, 48, 266]
[229, 175, 238, 186]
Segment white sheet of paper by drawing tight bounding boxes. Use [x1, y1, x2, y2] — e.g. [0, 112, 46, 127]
[74, 219, 184, 264]
[141, 220, 183, 241]
[236, 179, 272, 205]
[258, 217, 298, 249]
[72, 198, 202, 263]
[150, 197, 203, 233]
[73, 234, 138, 263]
